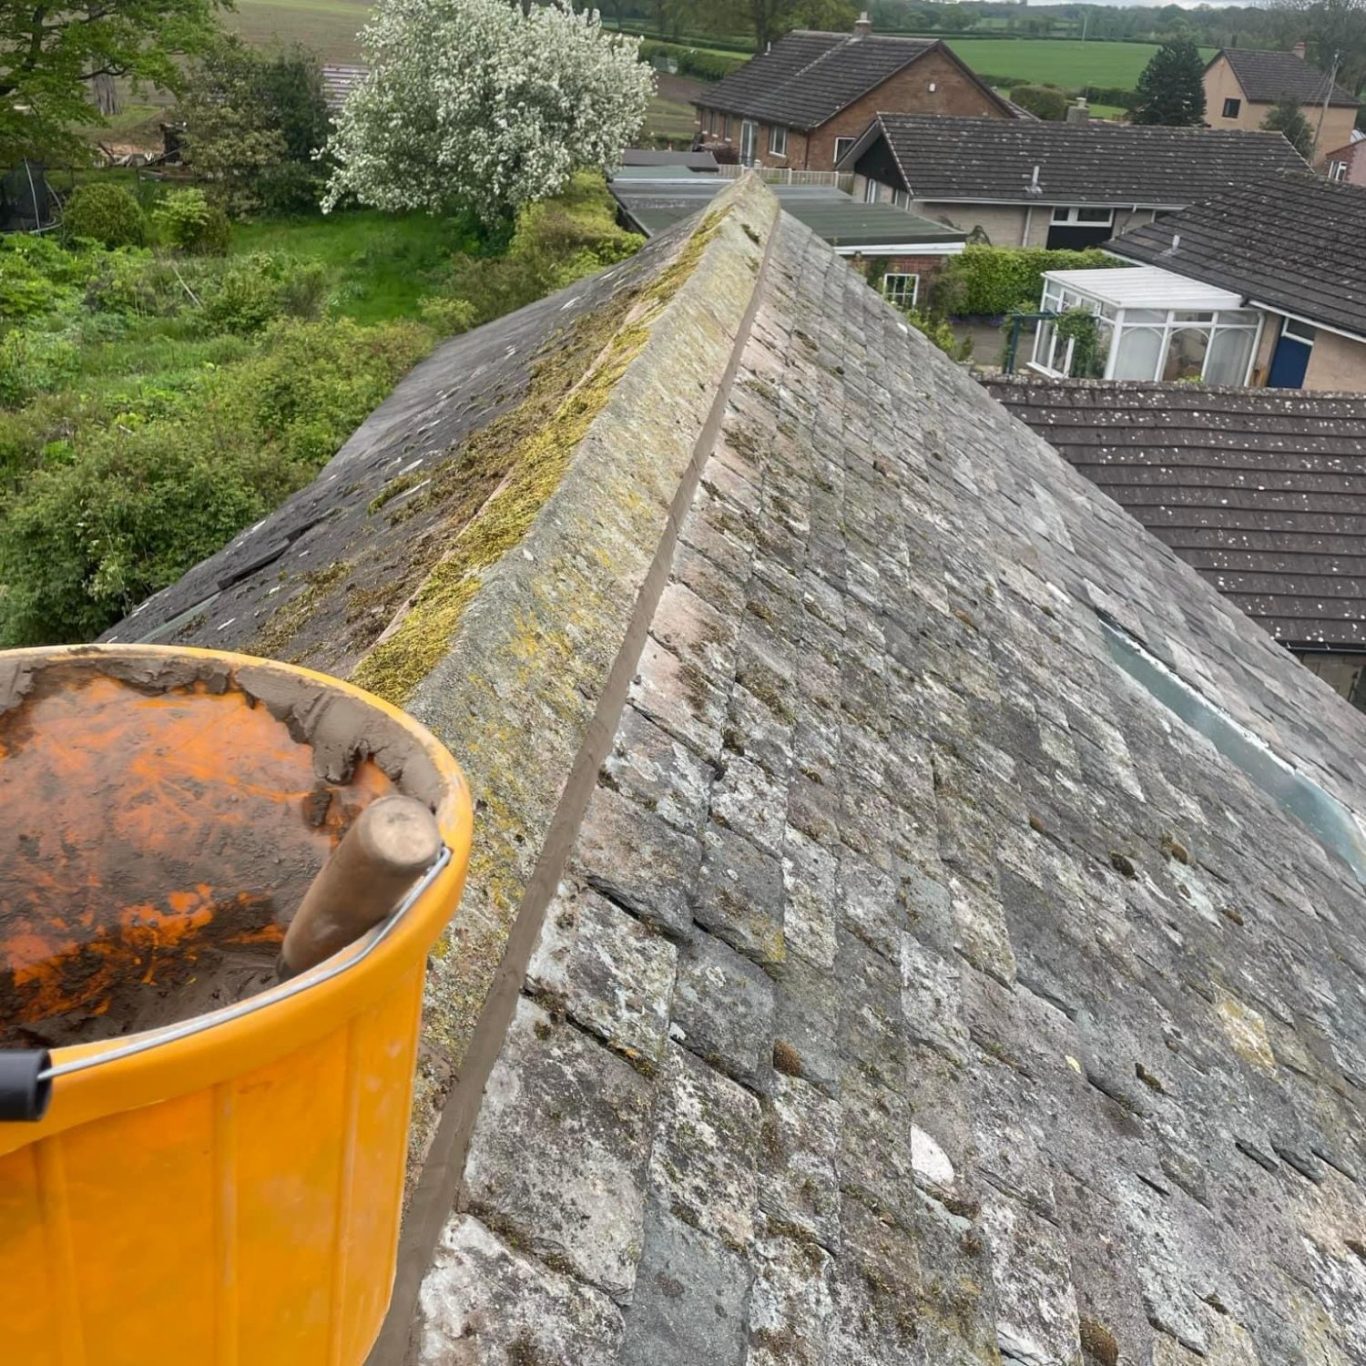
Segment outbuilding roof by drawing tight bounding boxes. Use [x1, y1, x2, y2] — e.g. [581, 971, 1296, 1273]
[1109, 176, 1366, 341]
[695, 30, 1010, 129]
[1214, 46, 1359, 109]
[610, 173, 965, 252]
[843, 113, 1309, 206]
[983, 376, 1366, 647]
[107, 178, 1366, 1364]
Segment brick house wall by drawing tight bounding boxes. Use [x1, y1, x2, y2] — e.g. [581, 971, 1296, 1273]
[1203, 55, 1357, 165]
[1323, 139, 1366, 186]
[696, 47, 1010, 173]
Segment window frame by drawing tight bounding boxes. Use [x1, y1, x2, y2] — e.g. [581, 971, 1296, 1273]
[1050, 206, 1115, 227]
[881, 273, 919, 308]
[833, 136, 855, 165]
[1222, 96, 1241, 118]
[864, 177, 880, 204]
[1329, 159, 1348, 182]
[768, 124, 787, 157]
[1282, 316, 1318, 347]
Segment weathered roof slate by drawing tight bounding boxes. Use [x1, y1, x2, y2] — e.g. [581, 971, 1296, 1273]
[697, 31, 958, 129]
[111, 179, 1366, 1364]
[1110, 176, 1366, 340]
[983, 376, 1366, 648]
[1217, 46, 1359, 108]
[848, 113, 1308, 204]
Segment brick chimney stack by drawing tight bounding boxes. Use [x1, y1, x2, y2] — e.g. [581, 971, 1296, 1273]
[853, 11, 872, 38]
[1065, 98, 1090, 125]
[1293, 41, 1307, 59]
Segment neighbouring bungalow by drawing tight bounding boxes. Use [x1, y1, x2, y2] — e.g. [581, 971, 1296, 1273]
[1203, 44, 1359, 165]
[1106, 176, 1366, 391]
[1323, 129, 1366, 186]
[693, 13, 1016, 173]
[985, 376, 1366, 708]
[836, 114, 1308, 248]
[609, 165, 964, 306]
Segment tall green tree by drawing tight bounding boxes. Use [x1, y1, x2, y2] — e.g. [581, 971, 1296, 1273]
[0, 0, 224, 162]
[1271, 0, 1366, 91]
[1132, 37, 1207, 126]
[1262, 97, 1317, 157]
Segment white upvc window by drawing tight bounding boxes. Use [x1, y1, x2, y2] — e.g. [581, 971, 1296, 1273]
[881, 273, 919, 308]
[739, 119, 757, 164]
[864, 178, 880, 204]
[1050, 206, 1115, 226]
[891, 189, 911, 210]
[769, 124, 787, 157]
[834, 136, 855, 164]
[1329, 159, 1348, 182]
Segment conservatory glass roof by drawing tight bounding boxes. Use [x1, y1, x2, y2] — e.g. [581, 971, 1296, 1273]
[1046, 264, 1245, 312]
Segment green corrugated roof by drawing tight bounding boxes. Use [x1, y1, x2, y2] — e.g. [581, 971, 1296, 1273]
[610, 177, 965, 251]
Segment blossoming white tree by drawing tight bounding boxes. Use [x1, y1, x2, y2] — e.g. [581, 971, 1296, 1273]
[324, 0, 655, 223]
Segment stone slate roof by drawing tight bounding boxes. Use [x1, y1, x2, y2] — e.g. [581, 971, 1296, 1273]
[849, 113, 1308, 205]
[695, 31, 995, 129]
[982, 376, 1366, 648]
[113, 180, 1366, 1363]
[1110, 176, 1366, 341]
[1216, 46, 1359, 108]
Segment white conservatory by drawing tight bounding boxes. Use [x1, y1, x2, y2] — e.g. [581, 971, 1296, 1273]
[1029, 265, 1263, 386]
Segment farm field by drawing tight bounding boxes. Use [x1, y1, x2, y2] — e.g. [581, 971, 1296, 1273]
[229, 0, 371, 61]
[939, 37, 1217, 89]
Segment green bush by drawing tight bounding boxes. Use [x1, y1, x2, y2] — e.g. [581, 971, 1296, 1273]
[0, 332, 81, 409]
[933, 245, 1126, 318]
[202, 253, 328, 333]
[418, 296, 478, 334]
[253, 161, 327, 217]
[0, 316, 432, 644]
[638, 39, 746, 81]
[904, 308, 973, 362]
[62, 184, 147, 249]
[1009, 84, 1070, 120]
[153, 189, 231, 256]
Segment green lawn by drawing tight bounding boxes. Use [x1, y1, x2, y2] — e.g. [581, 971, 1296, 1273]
[230, 210, 477, 324]
[941, 37, 1217, 91]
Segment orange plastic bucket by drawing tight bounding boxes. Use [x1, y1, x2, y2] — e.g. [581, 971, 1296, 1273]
[0, 646, 473, 1365]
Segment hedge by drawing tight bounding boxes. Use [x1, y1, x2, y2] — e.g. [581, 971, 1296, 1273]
[638, 39, 747, 81]
[933, 245, 1127, 318]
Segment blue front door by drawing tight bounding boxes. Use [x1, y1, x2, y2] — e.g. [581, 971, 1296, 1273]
[1268, 320, 1315, 388]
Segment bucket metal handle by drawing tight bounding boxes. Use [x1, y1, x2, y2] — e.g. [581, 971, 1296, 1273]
[0, 844, 451, 1120]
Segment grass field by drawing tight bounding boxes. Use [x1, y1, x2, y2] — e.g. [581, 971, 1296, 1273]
[941, 37, 1216, 90]
[229, 0, 371, 61]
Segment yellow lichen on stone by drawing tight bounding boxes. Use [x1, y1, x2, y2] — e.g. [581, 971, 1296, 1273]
[1214, 987, 1278, 1073]
[350, 211, 733, 707]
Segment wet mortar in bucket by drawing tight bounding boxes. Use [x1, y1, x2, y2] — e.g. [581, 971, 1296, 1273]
[0, 650, 442, 1051]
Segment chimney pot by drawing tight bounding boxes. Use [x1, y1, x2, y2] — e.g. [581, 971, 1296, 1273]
[853, 11, 872, 38]
[1065, 98, 1090, 125]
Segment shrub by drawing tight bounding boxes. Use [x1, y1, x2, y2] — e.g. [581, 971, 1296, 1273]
[0, 316, 433, 645]
[153, 189, 231, 256]
[202, 254, 328, 333]
[254, 161, 327, 217]
[637, 40, 746, 81]
[0, 332, 80, 409]
[1009, 84, 1070, 121]
[418, 296, 478, 334]
[904, 308, 972, 361]
[62, 184, 147, 249]
[933, 245, 1126, 318]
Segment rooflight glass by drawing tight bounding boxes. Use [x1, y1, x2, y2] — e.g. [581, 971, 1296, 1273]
[1098, 616, 1366, 886]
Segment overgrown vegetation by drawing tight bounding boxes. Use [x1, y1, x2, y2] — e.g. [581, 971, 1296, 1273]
[0, 173, 642, 647]
[933, 244, 1126, 318]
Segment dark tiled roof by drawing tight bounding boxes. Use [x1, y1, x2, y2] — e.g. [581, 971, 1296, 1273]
[983, 377, 1366, 646]
[696, 31, 943, 129]
[321, 64, 366, 112]
[1217, 46, 1359, 108]
[856, 113, 1308, 204]
[1109, 176, 1366, 340]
